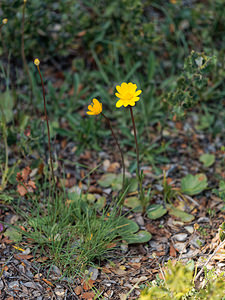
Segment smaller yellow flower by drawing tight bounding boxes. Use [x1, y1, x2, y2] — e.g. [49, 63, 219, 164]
[2, 18, 8, 24]
[115, 82, 142, 108]
[34, 58, 40, 66]
[87, 98, 102, 115]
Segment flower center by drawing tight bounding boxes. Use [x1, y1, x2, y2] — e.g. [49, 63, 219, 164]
[124, 92, 133, 101]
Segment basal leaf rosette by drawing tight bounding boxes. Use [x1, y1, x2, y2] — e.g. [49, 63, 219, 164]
[115, 82, 142, 108]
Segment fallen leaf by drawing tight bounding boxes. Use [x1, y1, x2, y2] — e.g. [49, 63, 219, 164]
[107, 162, 120, 173]
[21, 166, 31, 181]
[37, 256, 49, 262]
[83, 279, 95, 291]
[82, 291, 95, 299]
[17, 184, 27, 196]
[42, 278, 54, 287]
[74, 286, 82, 295]
[14, 254, 33, 260]
[169, 244, 177, 257]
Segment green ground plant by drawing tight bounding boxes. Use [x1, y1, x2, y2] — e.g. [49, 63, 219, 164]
[140, 260, 225, 300]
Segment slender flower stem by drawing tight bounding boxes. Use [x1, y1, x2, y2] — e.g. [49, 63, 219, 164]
[0, 25, 6, 54]
[129, 106, 145, 211]
[129, 107, 140, 175]
[36, 65, 55, 185]
[21, 1, 33, 103]
[0, 120, 8, 191]
[101, 112, 125, 191]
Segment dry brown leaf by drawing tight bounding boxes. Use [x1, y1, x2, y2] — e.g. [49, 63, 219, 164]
[42, 278, 54, 287]
[17, 184, 27, 196]
[82, 291, 95, 299]
[83, 279, 95, 291]
[107, 162, 120, 173]
[74, 286, 82, 295]
[21, 166, 31, 181]
[14, 254, 33, 260]
[169, 244, 177, 257]
[37, 256, 49, 262]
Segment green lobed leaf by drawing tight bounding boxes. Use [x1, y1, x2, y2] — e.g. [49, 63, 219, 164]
[181, 173, 208, 195]
[199, 153, 215, 167]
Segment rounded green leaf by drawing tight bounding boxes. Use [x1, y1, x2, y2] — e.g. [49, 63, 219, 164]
[167, 204, 195, 223]
[116, 217, 139, 235]
[181, 173, 207, 195]
[147, 204, 167, 220]
[199, 154, 215, 167]
[124, 196, 142, 212]
[124, 230, 152, 244]
[98, 173, 117, 188]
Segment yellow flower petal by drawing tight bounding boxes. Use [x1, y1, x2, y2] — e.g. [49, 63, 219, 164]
[120, 82, 128, 92]
[116, 85, 122, 93]
[116, 100, 124, 108]
[128, 82, 137, 93]
[135, 90, 142, 96]
[86, 111, 96, 115]
[93, 98, 99, 105]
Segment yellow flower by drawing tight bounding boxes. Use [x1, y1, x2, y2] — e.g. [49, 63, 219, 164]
[115, 82, 142, 108]
[2, 18, 8, 24]
[34, 58, 40, 66]
[87, 98, 102, 115]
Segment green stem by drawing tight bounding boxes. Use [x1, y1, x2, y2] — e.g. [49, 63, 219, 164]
[21, 1, 33, 103]
[0, 121, 9, 190]
[36, 65, 55, 185]
[101, 112, 125, 191]
[129, 106, 145, 211]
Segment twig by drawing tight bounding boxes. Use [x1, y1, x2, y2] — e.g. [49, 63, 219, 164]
[194, 237, 225, 282]
[11, 263, 43, 293]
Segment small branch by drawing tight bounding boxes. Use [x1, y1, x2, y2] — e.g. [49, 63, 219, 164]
[194, 237, 225, 282]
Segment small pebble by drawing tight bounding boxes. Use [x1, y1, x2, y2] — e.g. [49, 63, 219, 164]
[184, 226, 194, 234]
[190, 236, 205, 249]
[8, 281, 19, 289]
[88, 267, 99, 280]
[55, 288, 65, 297]
[173, 233, 188, 242]
[0, 280, 4, 290]
[52, 265, 61, 276]
[135, 215, 144, 226]
[197, 217, 210, 223]
[120, 243, 128, 253]
[173, 242, 187, 253]
[24, 282, 36, 289]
